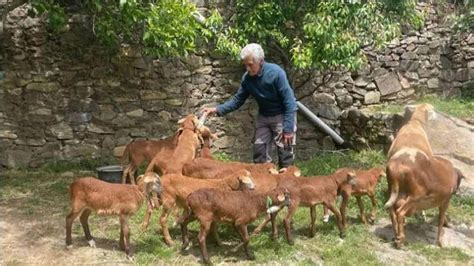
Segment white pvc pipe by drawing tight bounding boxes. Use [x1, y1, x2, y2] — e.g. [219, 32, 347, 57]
[297, 101, 344, 145]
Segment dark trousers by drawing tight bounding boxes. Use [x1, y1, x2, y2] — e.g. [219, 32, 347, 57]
[253, 114, 295, 168]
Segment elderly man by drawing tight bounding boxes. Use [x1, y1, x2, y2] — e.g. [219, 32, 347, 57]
[202, 43, 297, 170]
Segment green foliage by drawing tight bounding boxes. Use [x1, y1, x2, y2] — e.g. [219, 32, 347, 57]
[448, 0, 474, 32]
[210, 0, 424, 70]
[31, 0, 204, 57]
[31, 0, 67, 31]
[143, 0, 201, 57]
[28, 0, 424, 71]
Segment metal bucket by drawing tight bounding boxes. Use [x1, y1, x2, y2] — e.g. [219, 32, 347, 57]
[96, 165, 123, 183]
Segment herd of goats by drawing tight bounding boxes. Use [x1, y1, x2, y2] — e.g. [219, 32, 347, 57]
[65, 103, 464, 264]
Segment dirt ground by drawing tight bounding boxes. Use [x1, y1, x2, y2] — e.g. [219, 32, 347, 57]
[0, 202, 131, 265]
[2, 200, 473, 265]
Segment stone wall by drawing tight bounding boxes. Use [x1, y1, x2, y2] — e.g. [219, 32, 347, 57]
[0, 2, 473, 168]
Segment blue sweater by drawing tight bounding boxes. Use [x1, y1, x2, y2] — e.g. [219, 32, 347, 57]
[216, 62, 297, 133]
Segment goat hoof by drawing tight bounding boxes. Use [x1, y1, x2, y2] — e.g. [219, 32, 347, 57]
[88, 239, 96, 248]
[322, 215, 330, 223]
[66, 245, 73, 250]
[165, 240, 175, 247]
[181, 241, 190, 251]
[180, 246, 191, 254]
[436, 241, 443, 248]
[394, 241, 403, 249]
[339, 232, 346, 239]
[126, 254, 134, 261]
[288, 239, 295, 246]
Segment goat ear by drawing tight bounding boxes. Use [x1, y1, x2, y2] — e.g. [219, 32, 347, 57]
[294, 169, 301, 177]
[277, 194, 285, 202]
[404, 105, 416, 120]
[175, 128, 184, 136]
[427, 109, 437, 121]
[136, 174, 145, 183]
[405, 105, 416, 113]
[269, 168, 279, 175]
[197, 134, 204, 145]
[177, 118, 186, 124]
[173, 128, 184, 145]
[143, 172, 159, 184]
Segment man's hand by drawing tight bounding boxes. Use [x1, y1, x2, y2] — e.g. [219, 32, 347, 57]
[282, 132, 294, 146]
[201, 107, 218, 117]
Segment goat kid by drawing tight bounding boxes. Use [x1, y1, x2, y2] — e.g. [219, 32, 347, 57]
[65, 173, 161, 259]
[121, 137, 174, 184]
[338, 167, 386, 227]
[145, 170, 255, 246]
[182, 158, 278, 179]
[276, 170, 356, 244]
[181, 187, 290, 264]
[145, 114, 203, 175]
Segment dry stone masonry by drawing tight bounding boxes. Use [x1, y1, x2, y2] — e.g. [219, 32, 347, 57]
[0, 2, 472, 168]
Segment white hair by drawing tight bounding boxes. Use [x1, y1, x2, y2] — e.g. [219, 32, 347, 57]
[240, 43, 265, 62]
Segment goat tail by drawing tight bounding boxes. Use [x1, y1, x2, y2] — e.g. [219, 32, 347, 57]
[384, 161, 402, 210]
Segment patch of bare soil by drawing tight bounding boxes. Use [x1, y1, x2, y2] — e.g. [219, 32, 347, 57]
[369, 218, 474, 264]
[0, 203, 130, 265]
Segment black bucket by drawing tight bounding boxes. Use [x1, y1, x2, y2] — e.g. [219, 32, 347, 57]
[96, 165, 123, 183]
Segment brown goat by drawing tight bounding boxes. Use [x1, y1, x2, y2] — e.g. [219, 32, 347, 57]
[387, 103, 436, 160]
[251, 165, 301, 193]
[180, 187, 290, 264]
[276, 170, 356, 244]
[152, 170, 255, 246]
[182, 158, 278, 179]
[338, 167, 386, 227]
[234, 165, 302, 239]
[145, 114, 202, 175]
[385, 154, 463, 248]
[65, 173, 161, 259]
[383, 103, 463, 248]
[121, 137, 175, 184]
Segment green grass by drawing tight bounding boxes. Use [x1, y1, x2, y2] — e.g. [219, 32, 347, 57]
[374, 95, 474, 119]
[38, 156, 120, 173]
[419, 95, 474, 119]
[1, 149, 472, 265]
[408, 243, 471, 263]
[213, 152, 234, 162]
[296, 149, 386, 176]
